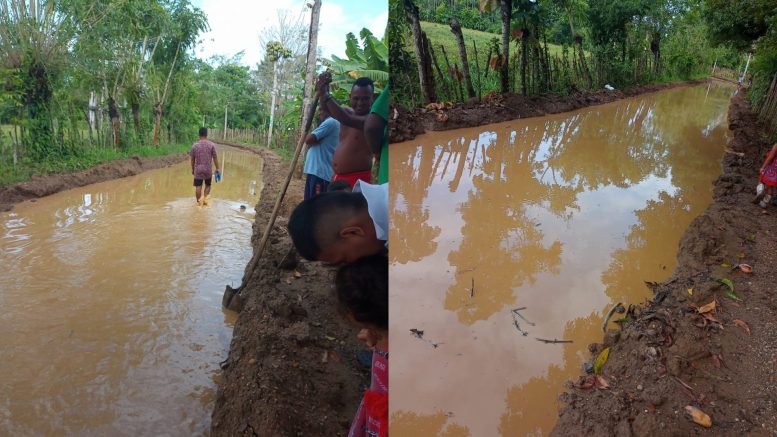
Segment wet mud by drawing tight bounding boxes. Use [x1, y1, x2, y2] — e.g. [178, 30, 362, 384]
[0, 154, 187, 212]
[390, 79, 710, 143]
[551, 92, 777, 436]
[209, 145, 370, 436]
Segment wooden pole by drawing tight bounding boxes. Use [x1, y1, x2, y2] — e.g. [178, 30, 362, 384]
[227, 98, 319, 295]
[296, 0, 322, 178]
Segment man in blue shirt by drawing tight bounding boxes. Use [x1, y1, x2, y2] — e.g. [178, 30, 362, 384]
[304, 106, 340, 199]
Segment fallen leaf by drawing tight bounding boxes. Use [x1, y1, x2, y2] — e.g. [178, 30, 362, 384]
[738, 264, 753, 273]
[718, 278, 743, 301]
[688, 287, 694, 295]
[577, 374, 595, 389]
[737, 251, 746, 259]
[696, 300, 716, 314]
[733, 319, 751, 335]
[685, 405, 712, 428]
[595, 375, 610, 389]
[293, 270, 302, 278]
[721, 262, 731, 268]
[594, 347, 610, 375]
[325, 335, 336, 341]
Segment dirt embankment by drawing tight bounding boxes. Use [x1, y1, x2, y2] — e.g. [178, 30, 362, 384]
[0, 154, 187, 212]
[210, 145, 369, 436]
[390, 79, 710, 143]
[550, 92, 777, 436]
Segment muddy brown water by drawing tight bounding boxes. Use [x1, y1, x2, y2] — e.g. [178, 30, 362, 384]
[0, 147, 262, 435]
[389, 83, 735, 436]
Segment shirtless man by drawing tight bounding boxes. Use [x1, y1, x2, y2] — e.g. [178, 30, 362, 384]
[317, 72, 375, 187]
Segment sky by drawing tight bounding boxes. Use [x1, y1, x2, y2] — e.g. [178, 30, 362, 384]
[191, 0, 387, 67]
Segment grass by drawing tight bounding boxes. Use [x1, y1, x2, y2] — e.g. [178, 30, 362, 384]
[0, 140, 192, 187]
[401, 22, 575, 104]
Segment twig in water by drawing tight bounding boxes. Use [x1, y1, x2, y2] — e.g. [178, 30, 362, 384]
[470, 278, 475, 298]
[513, 319, 529, 336]
[536, 338, 573, 344]
[512, 307, 535, 326]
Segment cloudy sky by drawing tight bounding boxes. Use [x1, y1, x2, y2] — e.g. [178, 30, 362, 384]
[191, 0, 387, 67]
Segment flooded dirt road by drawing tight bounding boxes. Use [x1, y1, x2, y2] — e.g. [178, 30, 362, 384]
[0, 147, 262, 435]
[389, 83, 735, 436]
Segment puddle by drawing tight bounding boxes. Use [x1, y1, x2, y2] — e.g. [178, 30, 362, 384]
[0, 146, 262, 435]
[389, 83, 734, 436]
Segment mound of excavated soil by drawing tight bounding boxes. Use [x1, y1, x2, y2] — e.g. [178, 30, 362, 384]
[0, 154, 187, 212]
[550, 92, 777, 436]
[390, 80, 709, 143]
[209, 144, 369, 436]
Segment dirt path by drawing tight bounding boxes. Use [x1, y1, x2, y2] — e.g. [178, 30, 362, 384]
[209, 144, 369, 436]
[550, 92, 777, 436]
[390, 79, 710, 143]
[0, 154, 188, 212]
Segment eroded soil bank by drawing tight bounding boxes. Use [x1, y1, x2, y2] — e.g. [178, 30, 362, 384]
[0, 154, 187, 212]
[209, 144, 369, 436]
[390, 79, 709, 143]
[550, 92, 777, 436]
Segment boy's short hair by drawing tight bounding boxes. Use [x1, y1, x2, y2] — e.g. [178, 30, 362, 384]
[335, 254, 388, 329]
[199, 127, 208, 137]
[288, 191, 367, 260]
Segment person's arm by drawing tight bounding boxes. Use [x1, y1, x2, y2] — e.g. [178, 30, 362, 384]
[364, 113, 386, 159]
[212, 146, 220, 172]
[305, 133, 319, 146]
[316, 72, 366, 129]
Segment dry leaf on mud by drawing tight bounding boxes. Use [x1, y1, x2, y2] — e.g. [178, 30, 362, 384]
[293, 270, 302, 278]
[595, 375, 610, 389]
[733, 319, 751, 334]
[577, 374, 595, 389]
[696, 300, 716, 314]
[594, 347, 610, 374]
[738, 264, 753, 273]
[685, 405, 712, 428]
[688, 288, 693, 295]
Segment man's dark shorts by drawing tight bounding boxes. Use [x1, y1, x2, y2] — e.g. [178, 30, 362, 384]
[194, 177, 212, 187]
[304, 174, 330, 200]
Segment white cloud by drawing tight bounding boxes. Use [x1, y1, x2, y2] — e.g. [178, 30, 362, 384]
[195, 0, 385, 67]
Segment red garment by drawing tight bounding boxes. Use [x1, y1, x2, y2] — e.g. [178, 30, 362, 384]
[349, 348, 388, 437]
[760, 159, 777, 187]
[190, 140, 217, 179]
[332, 170, 372, 188]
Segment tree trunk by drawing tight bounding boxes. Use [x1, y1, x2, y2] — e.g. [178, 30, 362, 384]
[449, 18, 475, 99]
[521, 27, 527, 96]
[650, 33, 660, 75]
[297, 0, 322, 177]
[131, 102, 141, 138]
[406, 0, 436, 103]
[152, 104, 162, 145]
[267, 60, 279, 147]
[108, 96, 120, 148]
[500, 0, 512, 94]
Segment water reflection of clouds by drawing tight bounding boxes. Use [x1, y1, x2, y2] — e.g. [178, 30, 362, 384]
[391, 84, 735, 436]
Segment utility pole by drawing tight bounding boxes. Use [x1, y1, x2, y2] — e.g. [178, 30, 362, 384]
[223, 103, 228, 141]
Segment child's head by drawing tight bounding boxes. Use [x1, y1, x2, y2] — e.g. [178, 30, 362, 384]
[335, 254, 388, 331]
[288, 191, 384, 263]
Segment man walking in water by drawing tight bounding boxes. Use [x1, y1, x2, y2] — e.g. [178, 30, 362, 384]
[191, 127, 221, 205]
[316, 72, 375, 187]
